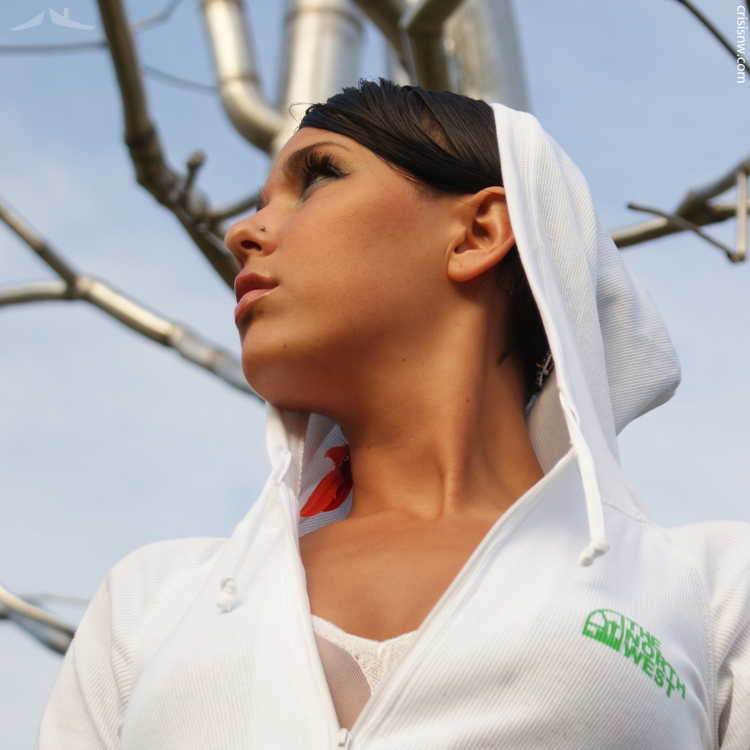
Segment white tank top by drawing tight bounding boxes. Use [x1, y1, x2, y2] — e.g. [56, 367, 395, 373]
[311, 615, 415, 730]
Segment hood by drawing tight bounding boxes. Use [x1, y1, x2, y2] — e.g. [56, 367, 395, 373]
[218, 104, 681, 611]
[492, 103, 680, 563]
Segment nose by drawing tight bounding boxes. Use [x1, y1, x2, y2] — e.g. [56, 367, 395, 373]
[225, 216, 272, 267]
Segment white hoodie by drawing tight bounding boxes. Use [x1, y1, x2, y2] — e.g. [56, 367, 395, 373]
[37, 105, 750, 750]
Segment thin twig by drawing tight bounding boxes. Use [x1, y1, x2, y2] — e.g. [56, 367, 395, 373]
[0, 202, 77, 284]
[0, 582, 75, 656]
[179, 152, 207, 205]
[143, 65, 218, 95]
[612, 155, 750, 248]
[129, 0, 185, 33]
[672, 0, 746, 66]
[207, 193, 260, 225]
[627, 203, 739, 262]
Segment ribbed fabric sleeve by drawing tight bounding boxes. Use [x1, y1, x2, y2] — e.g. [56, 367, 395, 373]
[668, 522, 750, 748]
[36, 538, 226, 750]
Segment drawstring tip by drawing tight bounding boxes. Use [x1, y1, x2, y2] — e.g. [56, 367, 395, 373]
[578, 541, 609, 567]
[217, 576, 238, 613]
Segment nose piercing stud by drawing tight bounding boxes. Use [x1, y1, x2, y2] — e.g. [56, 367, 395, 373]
[260, 226, 266, 231]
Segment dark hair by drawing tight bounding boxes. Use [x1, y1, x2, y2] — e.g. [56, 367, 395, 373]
[300, 79, 549, 405]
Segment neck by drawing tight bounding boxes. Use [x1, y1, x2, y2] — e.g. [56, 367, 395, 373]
[328, 299, 544, 523]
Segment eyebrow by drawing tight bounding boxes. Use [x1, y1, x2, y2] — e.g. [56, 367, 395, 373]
[256, 140, 352, 212]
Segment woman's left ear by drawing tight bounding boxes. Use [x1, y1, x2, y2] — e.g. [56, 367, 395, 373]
[447, 187, 515, 284]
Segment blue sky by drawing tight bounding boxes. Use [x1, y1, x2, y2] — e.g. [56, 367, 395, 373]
[1, 0, 748, 746]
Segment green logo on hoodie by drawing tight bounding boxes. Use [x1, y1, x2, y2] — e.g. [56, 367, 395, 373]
[583, 609, 685, 699]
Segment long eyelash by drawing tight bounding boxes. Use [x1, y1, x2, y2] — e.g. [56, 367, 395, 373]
[299, 150, 342, 191]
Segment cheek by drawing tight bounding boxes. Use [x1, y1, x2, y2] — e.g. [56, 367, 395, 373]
[281, 187, 444, 328]
[240, 181, 450, 390]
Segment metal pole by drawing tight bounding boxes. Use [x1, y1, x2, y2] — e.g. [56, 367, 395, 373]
[273, 0, 366, 152]
[446, 0, 529, 110]
[399, 0, 463, 90]
[200, 0, 283, 153]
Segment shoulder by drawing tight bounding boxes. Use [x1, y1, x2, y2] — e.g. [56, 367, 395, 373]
[662, 520, 750, 591]
[102, 536, 227, 628]
[107, 536, 227, 592]
[75, 536, 228, 667]
[37, 537, 228, 748]
[655, 521, 750, 659]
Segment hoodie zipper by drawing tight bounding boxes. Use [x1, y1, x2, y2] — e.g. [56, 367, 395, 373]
[348, 451, 577, 740]
[277, 483, 343, 748]
[280, 452, 576, 747]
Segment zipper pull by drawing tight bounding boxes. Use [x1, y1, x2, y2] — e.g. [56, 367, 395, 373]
[337, 728, 351, 749]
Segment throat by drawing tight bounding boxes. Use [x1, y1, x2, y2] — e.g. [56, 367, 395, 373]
[300, 510, 499, 641]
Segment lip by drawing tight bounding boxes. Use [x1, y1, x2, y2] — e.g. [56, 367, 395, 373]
[234, 270, 278, 325]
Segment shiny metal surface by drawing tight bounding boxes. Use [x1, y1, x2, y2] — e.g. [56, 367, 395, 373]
[200, 0, 283, 153]
[273, 0, 365, 152]
[200, 0, 531, 151]
[446, 0, 528, 110]
[399, 0, 462, 90]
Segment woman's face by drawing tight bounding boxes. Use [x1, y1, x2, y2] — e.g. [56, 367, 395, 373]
[225, 127, 481, 413]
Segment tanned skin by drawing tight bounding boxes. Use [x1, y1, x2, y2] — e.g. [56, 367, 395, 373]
[225, 127, 543, 641]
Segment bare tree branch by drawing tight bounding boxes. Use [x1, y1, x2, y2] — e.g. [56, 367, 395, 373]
[626, 203, 741, 262]
[0, 280, 69, 305]
[143, 65, 219, 95]
[0, 197, 259, 398]
[95, 0, 240, 288]
[672, 0, 746, 68]
[207, 193, 259, 226]
[129, 0, 185, 33]
[612, 198, 750, 248]
[0, 582, 75, 656]
[612, 155, 750, 256]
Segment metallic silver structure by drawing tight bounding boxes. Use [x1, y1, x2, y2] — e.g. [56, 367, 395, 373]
[445, 0, 528, 110]
[200, 0, 530, 156]
[201, 0, 283, 152]
[273, 0, 366, 151]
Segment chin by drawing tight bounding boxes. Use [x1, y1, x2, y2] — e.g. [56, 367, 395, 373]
[243, 341, 354, 418]
[241, 343, 317, 413]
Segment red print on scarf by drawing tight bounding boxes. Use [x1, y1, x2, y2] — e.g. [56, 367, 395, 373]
[300, 445, 352, 517]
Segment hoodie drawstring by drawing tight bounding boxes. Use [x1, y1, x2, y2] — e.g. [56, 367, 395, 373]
[217, 450, 294, 613]
[559, 391, 609, 566]
[217, 506, 270, 613]
[217, 576, 238, 613]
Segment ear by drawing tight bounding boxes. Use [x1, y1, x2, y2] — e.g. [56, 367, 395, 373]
[446, 188, 515, 284]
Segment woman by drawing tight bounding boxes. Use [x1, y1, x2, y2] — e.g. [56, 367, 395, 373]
[38, 80, 750, 749]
